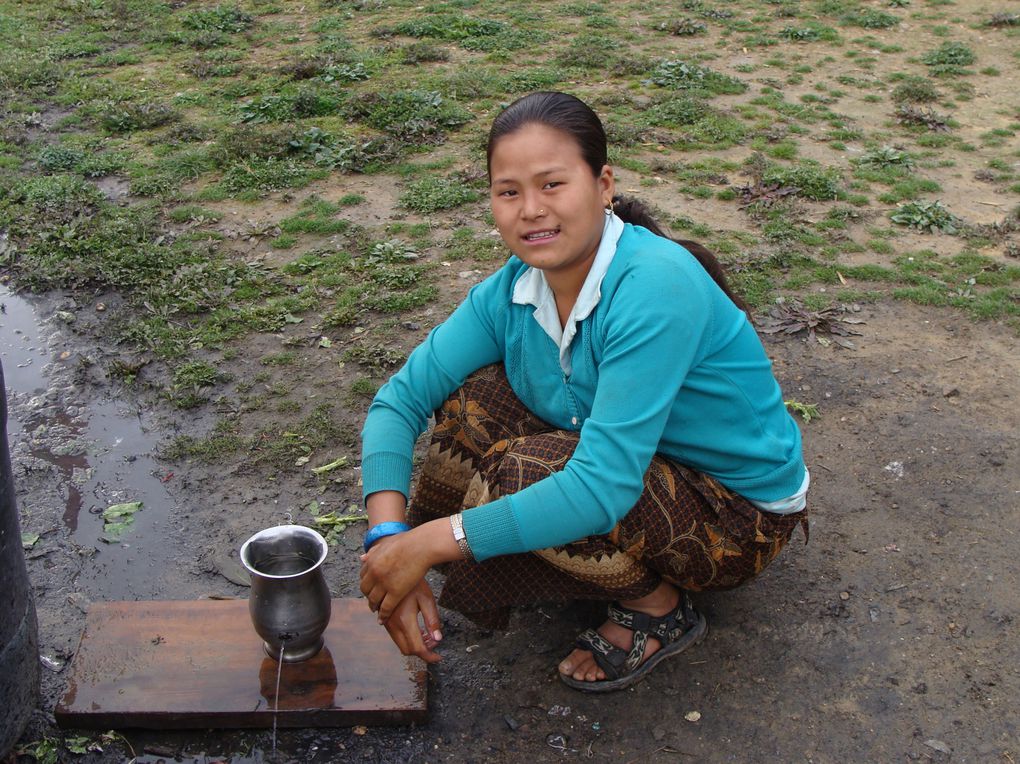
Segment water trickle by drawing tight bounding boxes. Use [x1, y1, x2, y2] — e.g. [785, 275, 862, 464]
[272, 641, 285, 758]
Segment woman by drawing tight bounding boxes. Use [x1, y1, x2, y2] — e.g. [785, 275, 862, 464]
[359, 91, 808, 692]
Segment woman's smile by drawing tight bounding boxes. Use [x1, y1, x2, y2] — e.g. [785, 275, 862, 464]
[522, 227, 560, 244]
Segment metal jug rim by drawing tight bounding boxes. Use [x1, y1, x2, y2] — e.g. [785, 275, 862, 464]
[239, 524, 329, 580]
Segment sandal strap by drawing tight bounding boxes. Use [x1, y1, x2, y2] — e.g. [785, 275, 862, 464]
[575, 628, 645, 680]
[608, 593, 697, 645]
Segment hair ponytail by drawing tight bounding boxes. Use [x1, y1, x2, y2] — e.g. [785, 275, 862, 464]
[612, 194, 750, 316]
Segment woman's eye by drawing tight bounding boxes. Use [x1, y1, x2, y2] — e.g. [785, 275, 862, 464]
[498, 189, 517, 198]
[544, 181, 562, 189]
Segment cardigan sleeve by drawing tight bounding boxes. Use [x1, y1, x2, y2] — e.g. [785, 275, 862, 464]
[462, 251, 715, 560]
[360, 267, 510, 501]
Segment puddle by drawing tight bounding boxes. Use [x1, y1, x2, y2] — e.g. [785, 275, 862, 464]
[0, 285, 51, 400]
[2, 284, 184, 599]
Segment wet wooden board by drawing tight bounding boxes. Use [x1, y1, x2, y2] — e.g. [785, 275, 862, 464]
[55, 599, 427, 729]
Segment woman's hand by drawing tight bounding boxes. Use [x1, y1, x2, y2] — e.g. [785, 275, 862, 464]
[382, 579, 444, 664]
[359, 530, 432, 621]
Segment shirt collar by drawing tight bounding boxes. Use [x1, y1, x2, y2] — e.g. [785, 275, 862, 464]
[512, 213, 624, 373]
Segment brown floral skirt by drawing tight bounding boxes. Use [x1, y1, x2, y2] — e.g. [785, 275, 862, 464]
[407, 364, 807, 628]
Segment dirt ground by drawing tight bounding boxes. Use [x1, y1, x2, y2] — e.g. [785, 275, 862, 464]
[4, 284, 1018, 763]
[3, 0, 1020, 760]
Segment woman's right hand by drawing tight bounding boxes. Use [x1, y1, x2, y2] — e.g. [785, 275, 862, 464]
[382, 578, 444, 664]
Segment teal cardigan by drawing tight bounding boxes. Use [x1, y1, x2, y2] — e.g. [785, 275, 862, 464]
[361, 224, 806, 562]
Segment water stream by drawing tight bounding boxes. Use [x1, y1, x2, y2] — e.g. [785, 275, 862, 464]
[272, 643, 284, 758]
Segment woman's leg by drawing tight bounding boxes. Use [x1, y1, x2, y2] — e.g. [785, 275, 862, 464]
[408, 364, 806, 635]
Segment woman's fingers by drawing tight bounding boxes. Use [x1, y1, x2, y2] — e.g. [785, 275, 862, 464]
[384, 592, 442, 663]
[417, 585, 443, 643]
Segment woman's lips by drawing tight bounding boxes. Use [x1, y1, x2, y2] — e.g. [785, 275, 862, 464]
[522, 228, 559, 243]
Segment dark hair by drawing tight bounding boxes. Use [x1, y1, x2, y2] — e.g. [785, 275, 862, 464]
[487, 91, 749, 315]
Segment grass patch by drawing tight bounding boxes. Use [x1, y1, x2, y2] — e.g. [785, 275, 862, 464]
[922, 41, 976, 75]
[400, 175, 482, 213]
[649, 60, 748, 95]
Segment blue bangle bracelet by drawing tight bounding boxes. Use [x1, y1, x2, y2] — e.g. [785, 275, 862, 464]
[363, 521, 411, 552]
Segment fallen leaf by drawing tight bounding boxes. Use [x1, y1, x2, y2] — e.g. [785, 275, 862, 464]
[21, 532, 40, 550]
[353, 725, 367, 736]
[102, 501, 142, 541]
[103, 501, 143, 519]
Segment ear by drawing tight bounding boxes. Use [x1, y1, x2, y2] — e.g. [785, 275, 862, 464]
[598, 164, 615, 206]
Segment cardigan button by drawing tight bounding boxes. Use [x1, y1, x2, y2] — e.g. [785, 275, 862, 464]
[571, 417, 578, 426]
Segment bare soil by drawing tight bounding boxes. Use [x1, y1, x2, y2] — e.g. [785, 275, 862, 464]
[5, 280, 1018, 763]
[3, 0, 1019, 761]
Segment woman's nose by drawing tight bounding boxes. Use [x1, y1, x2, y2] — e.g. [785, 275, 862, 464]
[521, 196, 545, 219]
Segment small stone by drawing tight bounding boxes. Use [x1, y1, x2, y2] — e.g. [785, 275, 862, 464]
[353, 725, 367, 736]
[652, 726, 666, 741]
[942, 387, 959, 398]
[95, 302, 106, 312]
[684, 711, 701, 723]
[839, 591, 850, 601]
[546, 733, 567, 750]
[39, 654, 65, 672]
[504, 715, 519, 732]
[924, 739, 951, 755]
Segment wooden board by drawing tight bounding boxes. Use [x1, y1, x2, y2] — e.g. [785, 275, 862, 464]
[55, 599, 427, 729]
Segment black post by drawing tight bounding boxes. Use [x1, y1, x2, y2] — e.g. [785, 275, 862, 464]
[0, 361, 39, 756]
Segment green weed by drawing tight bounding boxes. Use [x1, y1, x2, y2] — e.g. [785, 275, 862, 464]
[890, 200, 960, 233]
[891, 75, 940, 103]
[99, 101, 179, 133]
[220, 157, 315, 194]
[842, 9, 900, 28]
[400, 175, 481, 213]
[279, 196, 351, 235]
[650, 59, 747, 95]
[779, 23, 840, 41]
[762, 161, 844, 201]
[922, 41, 976, 75]
[181, 5, 254, 34]
[658, 18, 708, 36]
[346, 90, 472, 144]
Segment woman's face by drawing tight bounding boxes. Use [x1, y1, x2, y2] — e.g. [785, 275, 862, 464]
[489, 122, 614, 287]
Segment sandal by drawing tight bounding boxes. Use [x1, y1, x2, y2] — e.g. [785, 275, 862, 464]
[559, 592, 707, 693]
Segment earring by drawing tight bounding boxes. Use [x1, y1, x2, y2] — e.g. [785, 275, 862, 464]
[605, 198, 615, 216]
[538, 209, 545, 216]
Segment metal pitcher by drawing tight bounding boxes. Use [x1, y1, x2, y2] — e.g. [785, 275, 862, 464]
[240, 525, 331, 663]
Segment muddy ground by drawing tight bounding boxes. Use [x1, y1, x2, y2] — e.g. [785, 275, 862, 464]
[2, 0, 1020, 760]
[4, 284, 1018, 763]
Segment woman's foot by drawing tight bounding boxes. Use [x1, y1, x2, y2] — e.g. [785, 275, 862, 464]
[558, 581, 681, 683]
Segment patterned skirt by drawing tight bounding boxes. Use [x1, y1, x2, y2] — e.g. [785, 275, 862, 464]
[407, 365, 807, 628]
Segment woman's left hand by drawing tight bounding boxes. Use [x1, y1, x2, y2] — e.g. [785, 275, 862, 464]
[359, 529, 433, 622]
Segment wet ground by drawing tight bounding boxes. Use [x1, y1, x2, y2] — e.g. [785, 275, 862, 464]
[4, 280, 1019, 763]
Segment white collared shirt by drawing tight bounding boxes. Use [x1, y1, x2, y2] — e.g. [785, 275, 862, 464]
[511, 212, 625, 375]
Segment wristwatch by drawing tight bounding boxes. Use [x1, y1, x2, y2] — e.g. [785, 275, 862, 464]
[449, 513, 474, 562]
